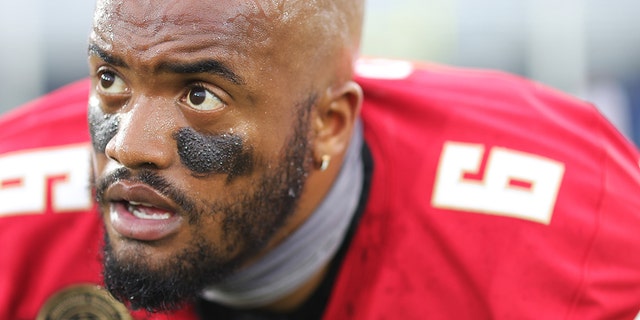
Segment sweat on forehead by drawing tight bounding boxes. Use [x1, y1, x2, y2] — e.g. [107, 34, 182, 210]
[94, 0, 332, 28]
[92, 0, 363, 51]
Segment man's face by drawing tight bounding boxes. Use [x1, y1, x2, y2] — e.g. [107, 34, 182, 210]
[88, 0, 324, 310]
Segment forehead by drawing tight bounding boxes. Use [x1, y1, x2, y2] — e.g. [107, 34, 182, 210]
[92, 1, 323, 82]
[93, 0, 306, 46]
[91, 4, 208, 46]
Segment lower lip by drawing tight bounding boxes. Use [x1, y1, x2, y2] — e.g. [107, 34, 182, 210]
[109, 202, 183, 241]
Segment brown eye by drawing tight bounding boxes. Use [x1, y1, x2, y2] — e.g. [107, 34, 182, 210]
[97, 71, 128, 94]
[185, 86, 225, 111]
[100, 72, 115, 88]
[189, 87, 207, 105]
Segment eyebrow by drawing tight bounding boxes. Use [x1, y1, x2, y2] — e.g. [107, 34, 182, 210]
[88, 44, 128, 68]
[87, 43, 245, 85]
[158, 60, 245, 85]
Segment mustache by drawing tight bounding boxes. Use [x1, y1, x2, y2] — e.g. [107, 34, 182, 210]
[95, 167, 198, 221]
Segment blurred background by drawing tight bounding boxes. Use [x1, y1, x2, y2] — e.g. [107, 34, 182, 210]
[1, 0, 639, 145]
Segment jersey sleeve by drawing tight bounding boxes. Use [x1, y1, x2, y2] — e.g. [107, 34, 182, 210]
[0, 80, 103, 319]
[325, 59, 640, 319]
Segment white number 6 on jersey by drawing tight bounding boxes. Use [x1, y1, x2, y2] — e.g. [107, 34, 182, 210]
[431, 142, 565, 224]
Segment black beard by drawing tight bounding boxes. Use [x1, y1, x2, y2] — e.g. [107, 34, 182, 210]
[99, 97, 316, 312]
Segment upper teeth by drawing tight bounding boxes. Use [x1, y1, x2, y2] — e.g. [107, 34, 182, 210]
[129, 200, 152, 207]
[128, 201, 171, 220]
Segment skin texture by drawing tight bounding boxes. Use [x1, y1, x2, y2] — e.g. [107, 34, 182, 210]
[174, 128, 254, 180]
[88, 0, 364, 312]
[88, 102, 119, 153]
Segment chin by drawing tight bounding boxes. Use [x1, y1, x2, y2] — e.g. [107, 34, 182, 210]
[101, 227, 239, 311]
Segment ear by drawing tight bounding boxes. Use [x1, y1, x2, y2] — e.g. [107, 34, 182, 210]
[312, 80, 363, 169]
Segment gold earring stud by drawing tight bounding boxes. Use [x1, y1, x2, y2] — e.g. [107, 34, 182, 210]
[319, 155, 331, 171]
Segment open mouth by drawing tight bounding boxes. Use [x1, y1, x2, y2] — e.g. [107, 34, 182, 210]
[102, 179, 185, 242]
[109, 201, 183, 242]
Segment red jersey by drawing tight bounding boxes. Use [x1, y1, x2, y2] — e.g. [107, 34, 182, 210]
[1, 59, 639, 319]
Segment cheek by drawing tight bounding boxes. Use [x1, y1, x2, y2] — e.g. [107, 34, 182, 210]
[88, 104, 120, 153]
[174, 127, 254, 179]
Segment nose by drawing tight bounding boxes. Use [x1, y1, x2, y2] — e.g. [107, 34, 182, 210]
[105, 97, 176, 170]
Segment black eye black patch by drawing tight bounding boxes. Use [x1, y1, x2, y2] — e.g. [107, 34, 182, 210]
[174, 127, 254, 181]
[88, 106, 120, 153]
